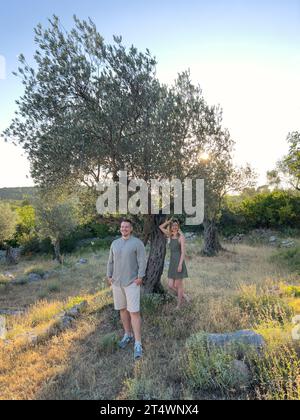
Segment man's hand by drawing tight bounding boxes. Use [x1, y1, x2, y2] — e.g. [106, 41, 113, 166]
[107, 277, 113, 286]
[134, 278, 143, 286]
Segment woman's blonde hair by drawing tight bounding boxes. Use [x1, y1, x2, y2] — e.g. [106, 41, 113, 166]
[168, 220, 184, 239]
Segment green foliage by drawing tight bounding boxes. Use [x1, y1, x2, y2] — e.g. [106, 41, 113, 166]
[47, 282, 61, 293]
[88, 222, 111, 238]
[65, 296, 86, 310]
[0, 202, 17, 245]
[241, 191, 300, 228]
[250, 345, 300, 400]
[141, 293, 165, 315]
[123, 376, 172, 400]
[14, 205, 37, 247]
[24, 266, 46, 277]
[280, 284, 300, 298]
[184, 332, 250, 394]
[79, 238, 112, 252]
[220, 191, 300, 234]
[236, 290, 294, 326]
[15, 205, 35, 233]
[27, 300, 64, 328]
[0, 187, 36, 201]
[270, 247, 300, 275]
[219, 197, 248, 236]
[98, 333, 119, 355]
[0, 274, 10, 286]
[36, 196, 79, 243]
[19, 234, 42, 255]
[13, 277, 29, 286]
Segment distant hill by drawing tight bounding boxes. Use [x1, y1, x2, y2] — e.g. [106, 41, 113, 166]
[0, 187, 37, 201]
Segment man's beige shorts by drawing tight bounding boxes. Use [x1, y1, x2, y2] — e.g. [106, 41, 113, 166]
[112, 281, 141, 313]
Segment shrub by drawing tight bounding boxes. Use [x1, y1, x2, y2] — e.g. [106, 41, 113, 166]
[220, 191, 300, 233]
[250, 344, 300, 400]
[280, 284, 300, 298]
[236, 289, 294, 326]
[26, 300, 64, 328]
[88, 222, 111, 238]
[123, 376, 172, 400]
[0, 274, 10, 286]
[47, 282, 61, 293]
[80, 238, 112, 252]
[98, 332, 119, 355]
[64, 296, 87, 310]
[184, 332, 251, 394]
[19, 234, 41, 255]
[13, 277, 29, 285]
[270, 247, 300, 275]
[24, 266, 46, 277]
[141, 293, 165, 315]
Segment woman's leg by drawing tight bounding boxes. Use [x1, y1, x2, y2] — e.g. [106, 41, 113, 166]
[168, 278, 177, 295]
[183, 290, 191, 303]
[175, 279, 184, 308]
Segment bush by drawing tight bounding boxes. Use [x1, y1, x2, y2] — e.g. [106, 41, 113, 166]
[250, 344, 300, 400]
[280, 284, 300, 298]
[141, 293, 165, 315]
[14, 205, 36, 244]
[220, 191, 300, 234]
[184, 332, 251, 394]
[81, 238, 112, 252]
[270, 247, 300, 275]
[88, 222, 111, 238]
[123, 376, 172, 400]
[47, 282, 61, 293]
[219, 197, 248, 237]
[236, 291, 294, 326]
[24, 266, 46, 277]
[0, 274, 10, 286]
[64, 296, 87, 310]
[98, 333, 119, 355]
[19, 234, 41, 255]
[27, 300, 64, 328]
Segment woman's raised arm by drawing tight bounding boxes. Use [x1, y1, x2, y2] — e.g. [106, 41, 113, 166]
[159, 218, 172, 236]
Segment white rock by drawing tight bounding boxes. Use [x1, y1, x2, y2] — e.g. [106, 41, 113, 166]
[269, 236, 277, 243]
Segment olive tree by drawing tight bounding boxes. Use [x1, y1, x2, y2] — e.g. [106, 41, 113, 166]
[2, 15, 254, 289]
[267, 132, 300, 191]
[34, 191, 78, 263]
[0, 203, 17, 264]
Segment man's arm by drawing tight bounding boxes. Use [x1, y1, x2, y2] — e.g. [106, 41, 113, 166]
[135, 241, 147, 285]
[107, 244, 114, 285]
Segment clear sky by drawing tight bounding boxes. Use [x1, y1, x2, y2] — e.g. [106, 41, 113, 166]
[0, 0, 300, 187]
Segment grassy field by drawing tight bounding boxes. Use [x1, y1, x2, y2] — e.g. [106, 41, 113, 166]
[0, 235, 300, 400]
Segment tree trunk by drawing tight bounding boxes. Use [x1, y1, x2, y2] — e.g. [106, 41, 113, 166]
[53, 239, 63, 264]
[5, 246, 18, 265]
[142, 214, 153, 246]
[201, 218, 223, 256]
[143, 215, 167, 294]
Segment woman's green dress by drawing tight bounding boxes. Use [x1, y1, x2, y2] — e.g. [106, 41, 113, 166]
[167, 237, 188, 279]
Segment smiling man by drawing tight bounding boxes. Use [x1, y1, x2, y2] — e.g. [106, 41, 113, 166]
[107, 219, 147, 360]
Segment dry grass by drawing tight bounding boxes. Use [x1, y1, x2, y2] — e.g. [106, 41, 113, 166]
[0, 237, 300, 400]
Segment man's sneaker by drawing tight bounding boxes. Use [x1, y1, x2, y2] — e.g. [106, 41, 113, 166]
[134, 342, 143, 360]
[118, 334, 134, 349]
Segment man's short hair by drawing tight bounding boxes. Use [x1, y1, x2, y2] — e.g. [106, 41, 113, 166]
[121, 218, 133, 226]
